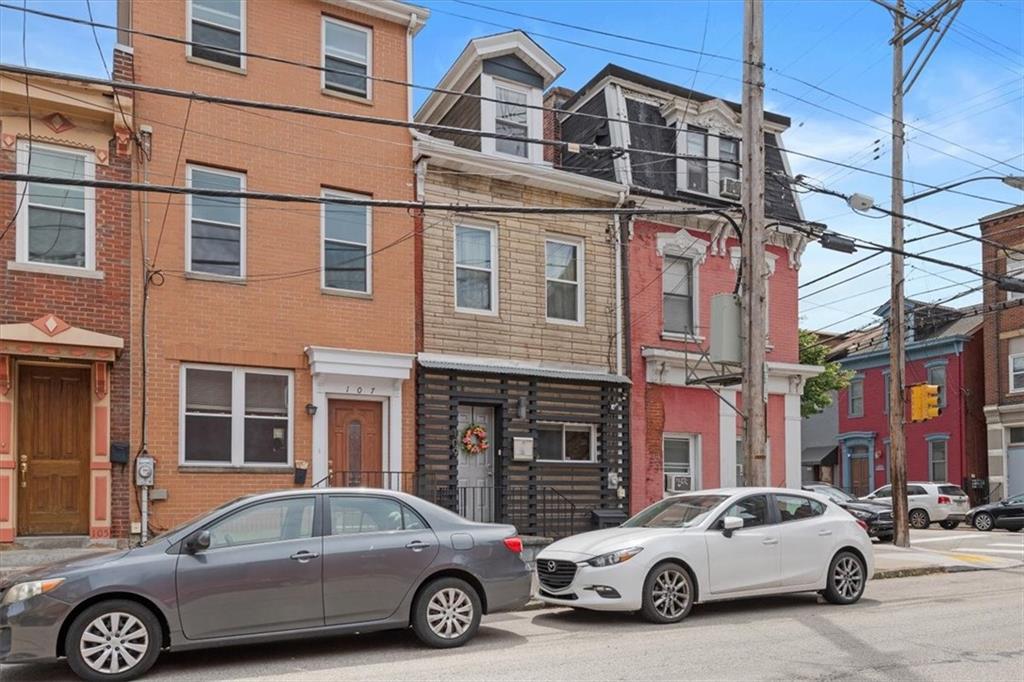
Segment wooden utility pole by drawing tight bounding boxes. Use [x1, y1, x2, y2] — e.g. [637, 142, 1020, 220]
[888, 0, 910, 547]
[741, 0, 768, 486]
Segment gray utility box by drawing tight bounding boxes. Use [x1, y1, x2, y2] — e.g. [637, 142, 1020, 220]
[710, 293, 742, 364]
[591, 508, 628, 529]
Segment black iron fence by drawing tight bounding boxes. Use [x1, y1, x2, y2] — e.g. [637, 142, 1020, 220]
[314, 470, 577, 539]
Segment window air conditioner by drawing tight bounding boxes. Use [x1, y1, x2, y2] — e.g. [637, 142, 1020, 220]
[720, 177, 742, 199]
[664, 473, 692, 493]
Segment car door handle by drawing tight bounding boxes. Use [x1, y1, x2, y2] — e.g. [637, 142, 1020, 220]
[818, 530, 833, 536]
[290, 551, 320, 562]
[762, 538, 779, 546]
[406, 540, 431, 551]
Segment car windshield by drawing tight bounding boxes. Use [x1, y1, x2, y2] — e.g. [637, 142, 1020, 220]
[811, 485, 855, 504]
[622, 494, 728, 528]
[142, 494, 254, 545]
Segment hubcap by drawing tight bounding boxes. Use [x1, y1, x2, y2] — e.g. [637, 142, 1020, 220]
[832, 557, 864, 601]
[976, 514, 992, 530]
[80, 611, 149, 675]
[426, 588, 473, 640]
[910, 511, 928, 528]
[651, 569, 689, 619]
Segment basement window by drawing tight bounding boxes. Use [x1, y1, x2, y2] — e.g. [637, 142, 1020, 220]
[188, 0, 245, 69]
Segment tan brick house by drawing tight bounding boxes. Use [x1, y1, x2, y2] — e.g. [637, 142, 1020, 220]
[981, 204, 1024, 499]
[0, 71, 134, 542]
[413, 32, 632, 535]
[122, 0, 427, 531]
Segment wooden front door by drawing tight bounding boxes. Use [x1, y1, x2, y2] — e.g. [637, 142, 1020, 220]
[328, 400, 382, 487]
[17, 364, 91, 535]
[850, 456, 870, 497]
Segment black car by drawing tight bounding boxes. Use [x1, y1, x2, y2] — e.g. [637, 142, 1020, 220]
[965, 493, 1024, 532]
[803, 482, 894, 542]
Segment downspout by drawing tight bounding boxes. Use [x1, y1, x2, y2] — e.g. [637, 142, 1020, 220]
[613, 189, 628, 376]
[137, 123, 153, 543]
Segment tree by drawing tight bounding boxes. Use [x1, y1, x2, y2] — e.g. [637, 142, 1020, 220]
[799, 330, 854, 418]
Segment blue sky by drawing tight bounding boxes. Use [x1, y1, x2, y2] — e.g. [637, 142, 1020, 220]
[2, 0, 1022, 333]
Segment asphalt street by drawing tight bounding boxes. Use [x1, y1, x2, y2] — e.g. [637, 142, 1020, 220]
[4, 568, 1022, 681]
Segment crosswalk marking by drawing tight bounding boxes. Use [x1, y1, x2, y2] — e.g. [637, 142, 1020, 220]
[954, 547, 1024, 555]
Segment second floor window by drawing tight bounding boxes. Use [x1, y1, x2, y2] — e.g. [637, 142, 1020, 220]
[322, 193, 370, 293]
[685, 126, 708, 193]
[545, 239, 581, 323]
[495, 85, 529, 157]
[323, 17, 371, 98]
[926, 364, 947, 408]
[663, 256, 694, 335]
[1007, 253, 1024, 302]
[186, 165, 245, 278]
[1011, 354, 1024, 392]
[719, 136, 740, 190]
[455, 225, 496, 313]
[189, 0, 244, 68]
[848, 378, 864, 417]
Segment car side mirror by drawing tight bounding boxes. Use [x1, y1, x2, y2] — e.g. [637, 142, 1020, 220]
[866, 494, 875, 500]
[185, 530, 211, 553]
[1000, 499, 1009, 506]
[721, 516, 743, 538]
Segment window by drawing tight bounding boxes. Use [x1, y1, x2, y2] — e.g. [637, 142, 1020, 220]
[494, 85, 529, 157]
[848, 377, 864, 417]
[774, 495, 825, 522]
[328, 497, 418, 534]
[937, 485, 966, 497]
[15, 142, 94, 270]
[546, 238, 582, 323]
[1009, 427, 1024, 445]
[719, 136, 740, 185]
[1007, 253, 1024, 301]
[883, 372, 890, 414]
[323, 17, 371, 98]
[188, 0, 244, 68]
[927, 364, 947, 408]
[907, 484, 928, 495]
[663, 256, 694, 335]
[873, 485, 892, 498]
[536, 423, 596, 463]
[186, 165, 244, 277]
[927, 439, 948, 482]
[1010, 354, 1024, 393]
[622, 494, 727, 528]
[721, 494, 769, 529]
[182, 365, 292, 466]
[208, 497, 314, 549]
[685, 126, 708, 193]
[664, 436, 697, 492]
[322, 192, 370, 293]
[455, 225, 496, 313]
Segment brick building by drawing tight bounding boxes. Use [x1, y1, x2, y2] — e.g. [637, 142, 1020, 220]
[122, 0, 427, 531]
[981, 204, 1024, 499]
[0, 71, 134, 541]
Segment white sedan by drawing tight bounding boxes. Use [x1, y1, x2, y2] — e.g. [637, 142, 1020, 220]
[536, 487, 873, 623]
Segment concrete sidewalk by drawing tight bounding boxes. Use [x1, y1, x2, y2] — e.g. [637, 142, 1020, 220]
[872, 540, 1023, 578]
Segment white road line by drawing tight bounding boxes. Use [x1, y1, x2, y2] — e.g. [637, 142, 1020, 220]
[992, 543, 1024, 548]
[912, 534, 990, 543]
[953, 547, 1024, 555]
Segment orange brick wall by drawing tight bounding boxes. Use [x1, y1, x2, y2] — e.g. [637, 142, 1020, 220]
[128, 0, 417, 529]
[981, 208, 1024, 406]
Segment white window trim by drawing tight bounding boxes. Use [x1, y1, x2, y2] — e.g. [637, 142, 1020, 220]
[14, 139, 96, 272]
[926, 364, 948, 409]
[656, 232, 706, 340]
[454, 222, 499, 316]
[848, 377, 865, 418]
[1007, 253, 1024, 302]
[321, 15, 373, 100]
[179, 363, 294, 468]
[186, 0, 246, 71]
[663, 433, 700, 492]
[544, 235, 585, 326]
[320, 189, 372, 295]
[927, 438, 948, 482]
[185, 164, 246, 280]
[535, 422, 598, 464]
[1010, 353, 1024, 394]
[680, 124, 710, 196]
[479, 74, 545, 164]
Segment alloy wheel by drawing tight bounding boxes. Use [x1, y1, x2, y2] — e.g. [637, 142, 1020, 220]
[426, 587, 474, 640]
[974, 513, 993, 531]
[910, 510, 929, 529]
[832, 557, 864, 601]
[651, 568, 690, 619]
[79, 611, 149, 675]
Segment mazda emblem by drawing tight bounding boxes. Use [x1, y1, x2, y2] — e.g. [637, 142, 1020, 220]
[546, 560, 557, 572]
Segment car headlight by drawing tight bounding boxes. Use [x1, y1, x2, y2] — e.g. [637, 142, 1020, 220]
[586, 547, 643, 568]
[1, 578, 65, 606]
[848, 509, 875, 521]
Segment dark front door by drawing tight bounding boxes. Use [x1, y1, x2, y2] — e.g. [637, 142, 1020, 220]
[17, 364, 91, 535]
[328, 400, 382, 486]
[850, 456, 870, 497]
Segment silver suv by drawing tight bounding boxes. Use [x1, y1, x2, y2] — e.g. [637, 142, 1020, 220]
[861, 482, 970, 529]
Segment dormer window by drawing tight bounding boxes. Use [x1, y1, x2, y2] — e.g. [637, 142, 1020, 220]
[661, 99, 744, 200]
[495, 85, 529, 157]
[719, 136, 740, 187]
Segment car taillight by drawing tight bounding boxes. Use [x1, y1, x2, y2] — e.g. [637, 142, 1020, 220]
[855, 519, 869, 533]
[937, 496, 951, 505]
[503, 536, 523, 553]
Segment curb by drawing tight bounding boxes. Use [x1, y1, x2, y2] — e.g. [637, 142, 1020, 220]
[873, 562, 1022, 580]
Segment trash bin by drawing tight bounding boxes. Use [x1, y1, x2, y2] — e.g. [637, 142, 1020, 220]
[591, 508, 628, 529]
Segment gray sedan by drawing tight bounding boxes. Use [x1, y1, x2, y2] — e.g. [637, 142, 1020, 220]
[0, 488, 531, 681]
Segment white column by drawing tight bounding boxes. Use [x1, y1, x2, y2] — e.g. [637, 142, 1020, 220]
[720, 390, 738, 486]
[784, 391, 802, 489]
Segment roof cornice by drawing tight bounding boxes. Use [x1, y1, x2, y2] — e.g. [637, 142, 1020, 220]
[327, 0, 430, 33]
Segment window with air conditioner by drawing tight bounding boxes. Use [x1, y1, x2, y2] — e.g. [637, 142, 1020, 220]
[664, 435, 698, 492]
[719, 136, 740, 199]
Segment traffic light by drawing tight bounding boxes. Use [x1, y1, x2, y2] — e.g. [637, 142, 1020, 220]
[909, 383, 940, 422]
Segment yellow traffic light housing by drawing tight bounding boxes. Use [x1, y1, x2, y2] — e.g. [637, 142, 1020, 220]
[909, 383, 940, 422]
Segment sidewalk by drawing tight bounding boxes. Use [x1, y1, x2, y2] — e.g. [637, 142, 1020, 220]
[872, 541, 1023, 578]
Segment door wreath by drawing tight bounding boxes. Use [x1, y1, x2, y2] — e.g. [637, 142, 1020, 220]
[460, 423, 490, 454]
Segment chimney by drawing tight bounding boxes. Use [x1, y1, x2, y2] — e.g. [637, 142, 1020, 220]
[543, 87, 576, 166]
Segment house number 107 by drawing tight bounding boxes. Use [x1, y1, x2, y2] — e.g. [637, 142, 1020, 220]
[346, 386, 375, 394]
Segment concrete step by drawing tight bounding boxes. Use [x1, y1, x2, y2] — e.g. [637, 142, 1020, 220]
[0, 535, 110, 550]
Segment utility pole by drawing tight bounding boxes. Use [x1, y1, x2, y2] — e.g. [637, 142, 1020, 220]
[741, 0, 768, 486]
[873, 0, 962, 547]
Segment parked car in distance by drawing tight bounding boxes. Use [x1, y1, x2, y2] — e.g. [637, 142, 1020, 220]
[535, 487, 873, 624]
[803, 482, 894, 542]
[965, 494, 1024, 532]
[860, 482, 970, 529]
[0, 489, 531, 681]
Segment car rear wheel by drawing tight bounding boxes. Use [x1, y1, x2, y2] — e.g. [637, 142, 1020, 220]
[411, 577, 481, 648]
[823, 551, 866, 605]
[909, 509, 930, 529]
[939, 519, 960, 530]
[65, 599, 161, 682]
[641, 563, 694, 624]
[973, 512, 994, 531]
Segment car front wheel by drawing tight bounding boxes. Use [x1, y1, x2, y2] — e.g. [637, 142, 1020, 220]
[411, 577, 482, 648]
[909, 509, 930, 529]
[823, 551, 866, 605]
[641, 562, 694, 624]
[939, 519, 960, 530]
[65, 599, 161, 682]
[973, 512, 994, 531]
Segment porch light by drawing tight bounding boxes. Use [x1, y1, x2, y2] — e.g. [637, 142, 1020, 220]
[305, 403, 317, 417]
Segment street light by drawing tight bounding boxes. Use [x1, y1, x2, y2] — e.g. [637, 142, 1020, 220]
[904, 175, 1024, 204]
